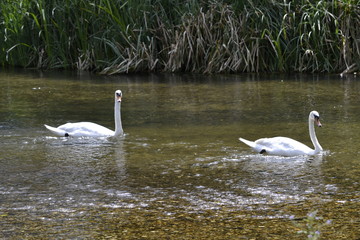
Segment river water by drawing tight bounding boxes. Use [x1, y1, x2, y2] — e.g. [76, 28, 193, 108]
[0, 70, 359, 239]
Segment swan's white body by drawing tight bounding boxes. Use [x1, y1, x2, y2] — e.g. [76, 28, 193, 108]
[45, 90, 124, 137]
[239, 111, 323, 156]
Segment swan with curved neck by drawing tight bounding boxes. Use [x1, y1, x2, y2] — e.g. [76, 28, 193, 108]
[44, 90, 124, 137]
[239, 111, 323, 156]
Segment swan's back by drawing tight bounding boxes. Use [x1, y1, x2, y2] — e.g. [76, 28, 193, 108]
[46, 122, 114, 137]
[240, 137, 315, 156]
[256, 137, 314, 156]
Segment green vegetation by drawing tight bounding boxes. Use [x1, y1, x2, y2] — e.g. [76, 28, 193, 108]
[1, 0, 359, 74]
[290, 210, 332, 240]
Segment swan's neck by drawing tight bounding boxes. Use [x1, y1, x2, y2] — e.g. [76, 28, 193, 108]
[309, 116, 322, 153]
[114, 101, 123, 136]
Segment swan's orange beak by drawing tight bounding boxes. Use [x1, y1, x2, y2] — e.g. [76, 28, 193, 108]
[316, 118, 322, 127]
[116, 95, 122, 102]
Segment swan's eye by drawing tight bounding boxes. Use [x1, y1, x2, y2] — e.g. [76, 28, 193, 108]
[116, 92, 122, 97]
[314, 115, 320, 120]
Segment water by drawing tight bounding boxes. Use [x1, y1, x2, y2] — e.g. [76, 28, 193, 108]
[0, 70, 359, 239]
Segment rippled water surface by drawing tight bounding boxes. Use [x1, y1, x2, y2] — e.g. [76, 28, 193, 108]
[1, 70, 359, 239]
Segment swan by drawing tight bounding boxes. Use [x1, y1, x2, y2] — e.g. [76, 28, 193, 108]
[239, 111, 323, 156]
[44, 90, 124, 137]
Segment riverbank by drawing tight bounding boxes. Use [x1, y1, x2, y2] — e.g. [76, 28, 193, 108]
[1, 0, 359, 74]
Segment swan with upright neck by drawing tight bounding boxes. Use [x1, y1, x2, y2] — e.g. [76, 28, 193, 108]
[239, 111, 323, 156]
[44, 90, 124, 137]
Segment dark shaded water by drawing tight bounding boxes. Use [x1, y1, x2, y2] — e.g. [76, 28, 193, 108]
[0, 70, 359, 239]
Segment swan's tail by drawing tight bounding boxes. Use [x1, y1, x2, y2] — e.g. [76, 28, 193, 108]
[239, 137, 257, 148]
[44, 124, 67, 137]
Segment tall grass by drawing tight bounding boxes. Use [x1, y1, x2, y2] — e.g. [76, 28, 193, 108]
[1, 0, 359, 74]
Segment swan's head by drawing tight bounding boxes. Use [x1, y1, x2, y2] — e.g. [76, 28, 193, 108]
[115, 90, 122, 103]
[310, 111, 322, 127]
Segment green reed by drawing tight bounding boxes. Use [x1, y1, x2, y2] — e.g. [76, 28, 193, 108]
[1, 0, 359, 73]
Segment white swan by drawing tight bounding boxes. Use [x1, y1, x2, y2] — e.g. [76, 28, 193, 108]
[44, 90, 124, 137]
[239, 111, 323, 156]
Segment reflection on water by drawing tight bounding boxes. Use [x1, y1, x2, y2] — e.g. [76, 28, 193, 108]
[0, 70, 359, 238]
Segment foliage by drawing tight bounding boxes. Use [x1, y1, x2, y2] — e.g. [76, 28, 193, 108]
[0, 0, 359, 73]
[290, 210, 332, 240]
